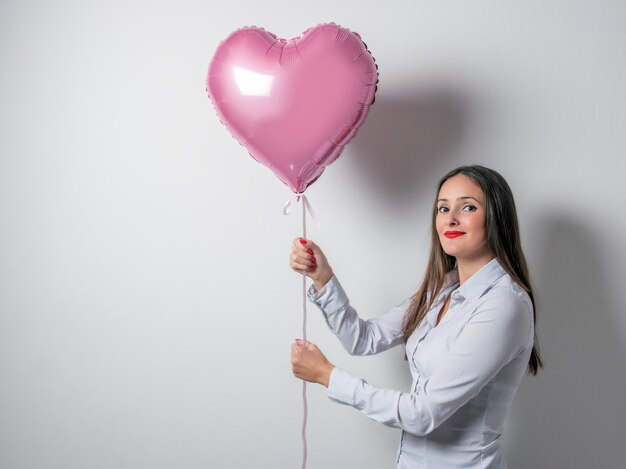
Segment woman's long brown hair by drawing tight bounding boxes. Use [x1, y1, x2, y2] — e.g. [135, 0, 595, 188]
[402, 165, 543, 375]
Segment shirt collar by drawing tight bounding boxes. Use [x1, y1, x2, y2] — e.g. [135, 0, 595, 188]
[443, 258, 507, 303]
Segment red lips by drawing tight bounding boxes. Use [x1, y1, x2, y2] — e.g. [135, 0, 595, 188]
[444, 231, 466, 238]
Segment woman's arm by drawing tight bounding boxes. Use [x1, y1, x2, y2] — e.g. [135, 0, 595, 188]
[290, 237, 408, 356]
[308, 274, 410, 356]
[325, 292, 534, 436]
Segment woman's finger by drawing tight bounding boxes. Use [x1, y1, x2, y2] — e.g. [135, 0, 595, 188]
[293, 237, 312, 253]
[291, 252, 315, 269]
[292, 253, 316, 267]
[295, 238, 317, 256]
[292, 245, 316, 262]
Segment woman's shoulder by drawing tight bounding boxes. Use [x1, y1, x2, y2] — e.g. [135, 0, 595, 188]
[479, 272, 534, 319]
[475, 272, 535, 352]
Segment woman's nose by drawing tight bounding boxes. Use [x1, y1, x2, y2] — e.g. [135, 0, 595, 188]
[446, 213, 459, 226]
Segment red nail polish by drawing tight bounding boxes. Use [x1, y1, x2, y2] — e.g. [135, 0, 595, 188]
[307, 249, 313, 254]
[310, 256, 315, 261]
[299, 239, 307, 245]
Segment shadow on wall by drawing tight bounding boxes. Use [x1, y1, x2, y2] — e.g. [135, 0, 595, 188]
[349, 85, 468, 209]
[507, 214, 626, 468]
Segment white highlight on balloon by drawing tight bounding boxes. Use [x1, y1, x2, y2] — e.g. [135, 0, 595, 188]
[233, 67, 274, 96]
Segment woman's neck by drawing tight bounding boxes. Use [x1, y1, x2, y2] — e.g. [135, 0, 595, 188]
[456, 253, 496, 285]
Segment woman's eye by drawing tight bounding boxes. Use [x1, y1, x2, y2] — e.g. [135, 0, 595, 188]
[463, 205, 476, 212]
[438, 206, 448, 213]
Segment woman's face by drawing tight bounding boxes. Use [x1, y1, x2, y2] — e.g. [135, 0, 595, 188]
[435, 174, 493, 262]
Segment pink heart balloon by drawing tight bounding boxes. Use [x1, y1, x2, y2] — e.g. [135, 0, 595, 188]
[206, 23, 378, 193]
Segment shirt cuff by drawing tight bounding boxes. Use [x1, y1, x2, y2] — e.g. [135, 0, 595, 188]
[307, 274, 349, 314]
[327, 367, 360, 406]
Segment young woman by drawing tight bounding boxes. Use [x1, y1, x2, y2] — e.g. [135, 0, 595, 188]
[289, 165, 542, 468]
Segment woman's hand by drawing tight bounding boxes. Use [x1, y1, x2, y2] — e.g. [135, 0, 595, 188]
[291, 339, 335, 387]
[289, 238, 334, 292]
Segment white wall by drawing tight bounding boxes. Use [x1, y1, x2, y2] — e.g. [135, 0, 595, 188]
[1, 1, 625, 468]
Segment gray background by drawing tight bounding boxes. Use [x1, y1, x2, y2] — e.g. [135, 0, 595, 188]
[1, 1, 625, 468]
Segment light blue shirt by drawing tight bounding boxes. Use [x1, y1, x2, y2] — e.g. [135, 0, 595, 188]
[307, 258, 534, 469]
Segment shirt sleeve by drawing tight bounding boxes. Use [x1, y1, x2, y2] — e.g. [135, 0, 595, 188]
[307, 274, 410, 356]
[325, 290, 534, 436]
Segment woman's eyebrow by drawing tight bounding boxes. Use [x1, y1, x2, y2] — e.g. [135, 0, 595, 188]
[437, 196, 481, 203]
